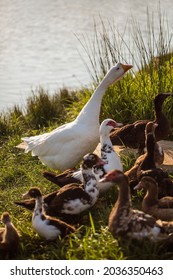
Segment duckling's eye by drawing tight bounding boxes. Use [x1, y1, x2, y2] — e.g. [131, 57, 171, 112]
[117, 67, 120, 70]
[90, 155, 95, 161]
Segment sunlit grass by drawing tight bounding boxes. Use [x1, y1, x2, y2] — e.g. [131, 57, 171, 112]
[0, 132, 172, 260]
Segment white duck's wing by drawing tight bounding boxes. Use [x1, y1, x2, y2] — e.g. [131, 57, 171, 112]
[39, 125, 99, 169]
[22, 121, 99, 170]
[22, 123, 69, 153]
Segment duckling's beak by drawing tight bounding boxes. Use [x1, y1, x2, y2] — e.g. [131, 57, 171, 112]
[121, 63, 133, 73]
[116, 122, 123, 128]
[164, 92, 171, 96]
[133, 182, 142, 190]
[99, 176, 107, 183]
[110, 122, 123, 132]
[22, 192, 30, 199]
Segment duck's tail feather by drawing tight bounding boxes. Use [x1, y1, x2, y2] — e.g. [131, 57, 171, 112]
[43, 170, 80, 187]
[43, 171, 60, 185]
[14, 199, 35, 211]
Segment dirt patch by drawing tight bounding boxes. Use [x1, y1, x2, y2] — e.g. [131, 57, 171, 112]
[158, 140, 173, 172]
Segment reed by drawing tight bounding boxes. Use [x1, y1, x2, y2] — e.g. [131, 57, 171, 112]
[25, 87, 78, 129]
[76, 8, 173, 130]
[78, 8, 173, 81]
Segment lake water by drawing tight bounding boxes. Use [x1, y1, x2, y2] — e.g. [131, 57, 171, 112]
[0, 0, 173, 111]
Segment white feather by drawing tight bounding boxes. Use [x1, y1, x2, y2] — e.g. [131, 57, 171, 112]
[62, 199, 92, 214]
[32, 216, 61, 240]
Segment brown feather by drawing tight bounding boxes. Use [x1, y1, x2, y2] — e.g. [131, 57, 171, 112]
[110, 93, 171, 153]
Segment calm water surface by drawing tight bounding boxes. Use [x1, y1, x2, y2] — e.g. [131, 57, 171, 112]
[0, 0, 173, 111]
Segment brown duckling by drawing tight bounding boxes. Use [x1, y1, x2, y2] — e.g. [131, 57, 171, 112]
[15, 153, 105, 217]
[23, 188, 75, 240]
[125, 142, 164, 182]
[141, 121, 164, 166]
[136, 131, 157, 178]
[125, 122, 164, 182]
[110, 92, 171, 154]
[134, 176, 173, 221]
[0, 212, 20, 256]
[99, 170, 173, 241]
[138, 168, 173, 198]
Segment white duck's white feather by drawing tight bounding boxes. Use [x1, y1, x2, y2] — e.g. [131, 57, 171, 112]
[22, 63, 132, 170]
[24, 122, 99, 169]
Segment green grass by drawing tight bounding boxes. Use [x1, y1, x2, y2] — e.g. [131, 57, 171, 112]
[0, 128, 173, 260]
[0, 8, 173, 260]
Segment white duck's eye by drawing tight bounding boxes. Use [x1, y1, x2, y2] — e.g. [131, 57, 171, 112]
[116, 67, 120, 70]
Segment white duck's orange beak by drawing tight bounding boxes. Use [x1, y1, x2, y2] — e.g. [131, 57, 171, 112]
[121, 63, 133, 72]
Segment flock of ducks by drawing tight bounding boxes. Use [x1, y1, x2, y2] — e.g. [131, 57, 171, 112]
[1, 62, 173, 258]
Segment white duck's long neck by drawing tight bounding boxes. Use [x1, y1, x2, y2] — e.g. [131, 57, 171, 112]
[76, 78, 110, 124]
[100, 133, 113, 151]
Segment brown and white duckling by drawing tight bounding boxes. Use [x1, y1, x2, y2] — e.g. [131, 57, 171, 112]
[110, 92, 171, 154]
[15, 153, 105, 216]
[139, 168, 173, 198]
[0, 212, 20, 255]
[99, 170, 173, 241]
[43, 119, 123, 193]
[23, 188, 75, 240]
[134, 176, 173, 221]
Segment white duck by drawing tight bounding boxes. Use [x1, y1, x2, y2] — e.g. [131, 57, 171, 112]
[22, 63, 132, 170]
[43, 118, 123, 193]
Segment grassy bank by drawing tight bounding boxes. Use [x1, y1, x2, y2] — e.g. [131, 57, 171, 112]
[0, 10, 173, 260]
